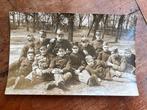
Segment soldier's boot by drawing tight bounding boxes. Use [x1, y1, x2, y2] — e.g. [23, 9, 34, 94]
[57, 72, 72, 90]
[46, 81, 56, 90]
[87, 75, 101, 86]
[7, 77, 16, 87]
[63, 72, 72, 82]
[57, 81, 69, 91]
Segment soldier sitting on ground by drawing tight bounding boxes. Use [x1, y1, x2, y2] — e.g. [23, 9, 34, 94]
[77, 55, 102, 86]
[34, 30, 50, 54]
[97, 43, 111, 63]
[13, 45, 54, 89]
[50, 29, 72, 55]
[79, 36, 97, 58]
[46, 47, 72, 90]
[66, 42, 86, 82]
[20, 34, 35, 60]
[7, 48, 35, 87]
[107, 48, 127, 78]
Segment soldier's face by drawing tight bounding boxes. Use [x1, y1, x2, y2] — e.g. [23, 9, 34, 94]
[86, 58, 95, 67]
[96, 35, 101, 40]
[56, 34, 64, 41]
[27, 36, 32, 41]
[57, 48, 66, 57]
[81, 41, 88, 47]
[72, 45, 79, 54]
[103, 46, 109, 52]
[40, 37, 45, 42]
[40, 46, 47, 56]
[27, 53, 34, 61]
[39, 32, 46, 42]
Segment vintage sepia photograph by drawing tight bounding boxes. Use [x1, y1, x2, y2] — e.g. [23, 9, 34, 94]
[5, 11, 139, 96]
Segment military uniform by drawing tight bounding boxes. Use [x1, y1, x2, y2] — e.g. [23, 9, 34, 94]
[27, 53, 54, 83]
[92, 39, 104, 55]
[47, 55, 72, 90]
[34, 38, 50, 54]
[97, 50, 111, 62]
[50, 38, 72, 55]
[7, 57, 34, 87]
[66, 53, 86, 81]
[85, 60, 106, 79]
[14, 53, 54, 89]
[107, 54, 127, 77]
[79, 44, 97, 58]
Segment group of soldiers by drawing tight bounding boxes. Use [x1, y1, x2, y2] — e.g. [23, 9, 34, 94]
[7, 29, 136, 90]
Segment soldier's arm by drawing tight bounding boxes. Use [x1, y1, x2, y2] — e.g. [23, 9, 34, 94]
[32, 57, 39, 71]
[62, 59, 70, 73]
[49, 58, 55, 68]
[97, 52, 102, 60]
[106, 56, 114, 67]
[85, 66, 96, 76]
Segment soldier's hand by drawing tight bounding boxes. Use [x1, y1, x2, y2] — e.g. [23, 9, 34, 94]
[58, 69, 63, 73]
[83, 50, 88, 55]
[42, 70, 48, 74]
[78, 66, 85, 72]
[52, 68, 59, 74]
[36, 69, 42, 76]
[75, 69, 80, 75]
[112, 65, 119, 69]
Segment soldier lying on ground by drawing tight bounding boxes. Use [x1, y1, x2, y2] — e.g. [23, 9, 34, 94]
[13, 45, 54, 89]
[107, 48, 127, 78]
[46, 47, 72, 90]
[7, 49, 35, 87]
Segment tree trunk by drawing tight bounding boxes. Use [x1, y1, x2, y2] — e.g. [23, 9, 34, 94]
[32, 13, 36, 32]
[116, 15, 125, 42]
[87, 14, 95, 37]
[102, 15, 108, 39]
[93, 14, 104, 40]
[68, 14, 74, 41]
[25, 13, 29, 31]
